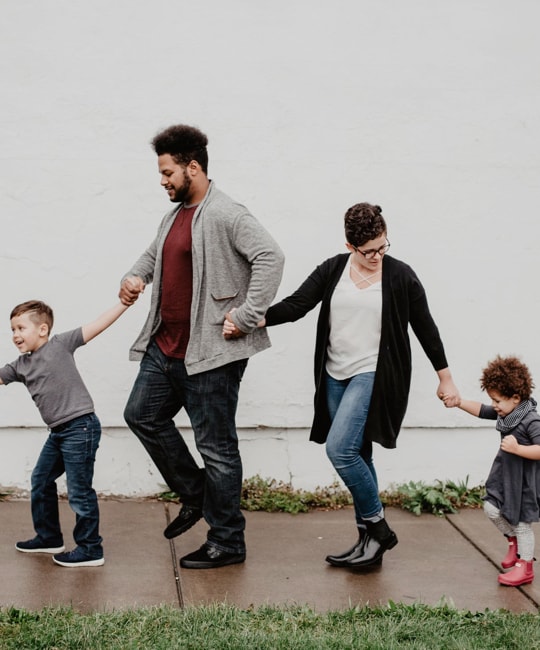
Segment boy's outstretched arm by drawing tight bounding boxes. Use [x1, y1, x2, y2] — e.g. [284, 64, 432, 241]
[82, 302, 130, 344]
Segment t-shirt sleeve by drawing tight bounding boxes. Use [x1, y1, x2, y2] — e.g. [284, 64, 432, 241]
[479, 404, 497, 420]
[0, 361, 21, 385]
[55, 328, 85, 353]
[525, 417, 540, 445]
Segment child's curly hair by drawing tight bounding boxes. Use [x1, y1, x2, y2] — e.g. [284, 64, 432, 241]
[481, 355, 534, 400]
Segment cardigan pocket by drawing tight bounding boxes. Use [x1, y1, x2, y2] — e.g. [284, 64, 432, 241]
[210, 290, 239, 325]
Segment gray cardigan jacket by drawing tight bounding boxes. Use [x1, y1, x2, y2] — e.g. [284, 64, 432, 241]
[125, 182, 285, 374]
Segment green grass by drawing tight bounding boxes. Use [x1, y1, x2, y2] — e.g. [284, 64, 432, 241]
[1, 602, 538, 649]
[0, 479, 531, 648]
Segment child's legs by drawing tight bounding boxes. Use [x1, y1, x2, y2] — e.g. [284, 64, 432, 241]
[325, 372, 381, 524]
[31, 434, 65, 544]
[514, 522, 535, 561]
[483, 501, 535, 559]
[60, 414, 103, 557]
[483, 501, 514, 536]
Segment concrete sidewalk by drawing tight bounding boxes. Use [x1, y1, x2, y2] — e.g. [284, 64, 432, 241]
[0, 500, 538, 614]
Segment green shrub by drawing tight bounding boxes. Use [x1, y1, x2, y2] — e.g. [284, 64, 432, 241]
[158, 475, 485, 516]
[380, 477, 485, 516]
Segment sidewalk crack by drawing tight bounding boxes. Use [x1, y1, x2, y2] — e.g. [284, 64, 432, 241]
[164, 502, 184, 609]
[445, 514, 540, 609]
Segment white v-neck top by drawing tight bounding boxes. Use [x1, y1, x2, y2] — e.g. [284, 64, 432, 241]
[326, 256, 382, 380]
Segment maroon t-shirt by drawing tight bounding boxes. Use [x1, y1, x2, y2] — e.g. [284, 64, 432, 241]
[155, 205, 197, 358]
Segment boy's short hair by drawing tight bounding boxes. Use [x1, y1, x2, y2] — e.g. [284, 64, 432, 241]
[481, 355, 534, 400]
[10, 300, 54, 334]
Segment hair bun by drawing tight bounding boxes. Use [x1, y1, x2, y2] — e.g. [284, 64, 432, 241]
[374, 205, 382, 215]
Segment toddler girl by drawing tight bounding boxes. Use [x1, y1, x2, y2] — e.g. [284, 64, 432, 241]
[446, 355, 540, 587]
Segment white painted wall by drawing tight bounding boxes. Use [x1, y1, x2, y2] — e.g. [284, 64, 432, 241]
[1, 1, 539, 494]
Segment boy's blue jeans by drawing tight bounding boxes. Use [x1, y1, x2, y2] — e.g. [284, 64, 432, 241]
[31, 413, 103, 558]
[124, 340, 247, 554]
[325, 371, 382, 525]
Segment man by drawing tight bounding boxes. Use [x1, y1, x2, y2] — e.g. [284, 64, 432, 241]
[120, 124, 284, 569]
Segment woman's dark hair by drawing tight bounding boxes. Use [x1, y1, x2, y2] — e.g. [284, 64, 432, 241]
[481, 355, 534, 400]
[151, 124, 209, 174]
[344, 203, 387, 247]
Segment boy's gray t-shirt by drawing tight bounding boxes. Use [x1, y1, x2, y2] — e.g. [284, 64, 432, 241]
[0, 328, 94, 428]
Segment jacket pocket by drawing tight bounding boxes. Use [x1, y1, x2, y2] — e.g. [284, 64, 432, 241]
[210, 290, 240, 325]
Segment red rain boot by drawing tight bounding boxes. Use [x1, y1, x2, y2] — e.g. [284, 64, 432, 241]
[501, 536, 518, 569]
[498, 559, 534, 587]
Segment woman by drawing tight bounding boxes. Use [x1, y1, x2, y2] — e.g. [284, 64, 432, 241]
[224, 202, 460, 568]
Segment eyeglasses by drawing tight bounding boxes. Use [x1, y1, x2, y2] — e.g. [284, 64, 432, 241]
[354, 239, 391, 260]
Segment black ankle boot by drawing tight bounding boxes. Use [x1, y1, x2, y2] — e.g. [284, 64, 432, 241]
[346, 518, 398, 568]
[325, 533, 363, 567]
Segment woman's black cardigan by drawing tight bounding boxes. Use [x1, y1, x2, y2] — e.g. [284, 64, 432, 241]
[265, 254, 449, 449]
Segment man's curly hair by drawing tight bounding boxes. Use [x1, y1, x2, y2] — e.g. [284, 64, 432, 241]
[481, 355, 534, 400]
[151, 124, 209, 173]
[344, 203, 387, 247]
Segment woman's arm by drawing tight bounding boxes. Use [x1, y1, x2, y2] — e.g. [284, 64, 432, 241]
[264, 267, 327, 326]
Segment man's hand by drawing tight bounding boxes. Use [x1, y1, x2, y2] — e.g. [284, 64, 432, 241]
[119, 276, 145, 306]
[223, 311, 247, 340]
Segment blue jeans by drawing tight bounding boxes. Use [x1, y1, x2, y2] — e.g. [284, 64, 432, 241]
[325, 371, 382, 525]
[124, 340, 247, 554]
[31, 413, 103, 558]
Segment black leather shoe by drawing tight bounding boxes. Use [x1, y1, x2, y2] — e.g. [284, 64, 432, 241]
[180, 543, 246, 569]
[346, 519, 398, 568]
[164, 505, 203, 539]
[325, 536, 363, 567]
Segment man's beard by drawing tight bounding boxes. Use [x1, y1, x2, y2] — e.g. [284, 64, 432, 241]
[171, 173, 192, 203]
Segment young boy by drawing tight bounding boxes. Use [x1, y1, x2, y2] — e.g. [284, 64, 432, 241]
[444, 355, 540, 587]
[0, 299, 129, 567]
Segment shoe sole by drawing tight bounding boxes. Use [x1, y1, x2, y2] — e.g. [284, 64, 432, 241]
[53, 557, 105, 567]
[327, 555, 383, 568]
[180, 556, 245, 569]
[16, 545, 65, 554]
[498, 578, 533, 587]
[164, 514, 203, 539]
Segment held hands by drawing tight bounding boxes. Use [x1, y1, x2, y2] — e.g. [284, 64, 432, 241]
[222, 309, 266, 339]
[222, 310, 247, 340]
[119, 276, 145, 306]
[437, 378, 461, 408]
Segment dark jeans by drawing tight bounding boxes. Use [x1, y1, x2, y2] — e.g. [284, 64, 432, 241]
[31, 413, 103, 558]
[124, 340, 247, 554]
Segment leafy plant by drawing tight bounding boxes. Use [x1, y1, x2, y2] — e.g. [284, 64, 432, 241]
[157, 476, 353, 514]
[158, 475, 485, 516]
[241, 475, 353, 514]
[380, 476, 485, 516]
